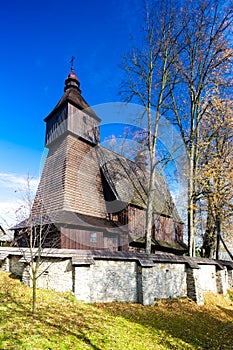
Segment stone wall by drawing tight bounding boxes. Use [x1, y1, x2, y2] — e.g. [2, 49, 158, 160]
[228, 269, 233, 289]
[0, 257, 9, 272]
[216, 267, 228, 295]
[198, 264, 217, 293]
[0, 248, 233, 306]
[151, 263, 187, 299]
[75, 260, 139, 303]
[9, 256, 25, 277]
[186, 268, 204, 305]
[22, 258, 73, 292]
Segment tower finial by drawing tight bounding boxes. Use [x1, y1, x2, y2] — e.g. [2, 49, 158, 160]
[65, 56, 81, 93]
[70, 56, 75, 72]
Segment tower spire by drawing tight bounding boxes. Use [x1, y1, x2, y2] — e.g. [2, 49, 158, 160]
[70, 56, 75, 72]
[64, 56, 81, 93]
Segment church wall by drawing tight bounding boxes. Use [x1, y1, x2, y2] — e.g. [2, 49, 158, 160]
[127, 205, 180, 243]
[33, 134, 107, 219]
[159, 216, 176, 242]
[60, 228, 124, 251]
[174, 222, 184, 241]
[45, 106, 68, 146]
[68, 105, 99, 144]
[128, 205, 146, 240]
[61, 228, 105, 250]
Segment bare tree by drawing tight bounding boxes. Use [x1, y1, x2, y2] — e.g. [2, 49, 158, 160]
[197, 92, 233, 258]
[169, 0, 233, 256]
[121, 0, 181, 253]
[14, 176, 59, 314]
[121, 0, 233, 257]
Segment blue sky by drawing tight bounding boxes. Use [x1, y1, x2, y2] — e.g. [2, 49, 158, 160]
[0, 0, 187, 228]
[0, 0, 144, 226]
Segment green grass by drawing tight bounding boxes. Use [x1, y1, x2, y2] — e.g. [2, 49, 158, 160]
[0, 270, 233, 349]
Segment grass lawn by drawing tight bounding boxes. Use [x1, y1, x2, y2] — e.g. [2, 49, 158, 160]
[0, 270, 233, 349]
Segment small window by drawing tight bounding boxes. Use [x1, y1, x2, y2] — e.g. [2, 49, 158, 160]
[90, 232, 97, 242]
[131, 208, 136, 216]
[156, 219, 160, 235]
[174, 226, 177, 240]
[83, 116, 87, 124]
[118, 210, 128, 225]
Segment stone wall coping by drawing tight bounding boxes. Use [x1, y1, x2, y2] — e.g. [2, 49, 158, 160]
[219, 260, 233, 270]
[0, 252, 9, 261]
[72, 255, 95, 266]
[0, 247, 231, 270]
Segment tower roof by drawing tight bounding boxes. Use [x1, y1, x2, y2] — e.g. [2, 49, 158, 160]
[45, 68, 100, 122]
[64, 67, 81, 93]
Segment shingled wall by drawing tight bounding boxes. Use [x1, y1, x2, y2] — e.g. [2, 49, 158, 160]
[0, 248, 232, 306]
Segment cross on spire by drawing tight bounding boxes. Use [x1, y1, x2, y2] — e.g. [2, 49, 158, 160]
[65, 56, 81, 93]
[70, 56, 75, 72]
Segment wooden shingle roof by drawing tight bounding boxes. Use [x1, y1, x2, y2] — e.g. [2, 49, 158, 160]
[96, 146, 182, 223]
[12, 211, 127, 233]
[32, 135, 182, 224]
[45, 71, 100, 122]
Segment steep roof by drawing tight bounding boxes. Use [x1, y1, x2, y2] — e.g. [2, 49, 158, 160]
[23, 68, 183, 232]
[30, 140, 182, 225]
[12, 210, 127, 233]
[96, 146, 182, 223]
[0, 225, 13, 242]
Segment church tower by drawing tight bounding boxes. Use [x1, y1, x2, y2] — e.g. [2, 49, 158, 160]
[33, 66, 107, 222]
[45, 66, 100, 147]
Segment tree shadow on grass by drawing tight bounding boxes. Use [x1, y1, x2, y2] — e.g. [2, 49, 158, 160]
[216, 305, 233, 318]
[93, 300, 233, 350]
[0, 287, 103, 350]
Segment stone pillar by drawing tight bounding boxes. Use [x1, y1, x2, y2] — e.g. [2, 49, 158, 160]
[186, 267, 204, 305]
[139, 266, 155, 306]
[228, 269, 233, 289]
[216, 267, 228, 295]
[1, 257, 9, 272]
[73, 266, 91, 302]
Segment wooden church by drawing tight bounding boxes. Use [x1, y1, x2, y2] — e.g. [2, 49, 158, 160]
[14, 66, 186, 254]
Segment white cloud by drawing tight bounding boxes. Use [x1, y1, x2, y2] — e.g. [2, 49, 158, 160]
[0, 173, 39, 192]
[0, 173, 39, 228]
[0, 201, 22, 227]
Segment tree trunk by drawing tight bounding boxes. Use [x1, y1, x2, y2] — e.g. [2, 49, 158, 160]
[32, 270, 37, 314]
[220, 235, 233, 260]
[201, 212, 216, 258]
[188, 143, 196, 257]
[215, 216, 221, 260]
[145, 172, 155, 254]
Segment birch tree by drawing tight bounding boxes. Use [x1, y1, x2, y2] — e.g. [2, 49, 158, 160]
[121, 0, 233, 256]
[121, 0, 181, 253]
[170, 0, 233, 256]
